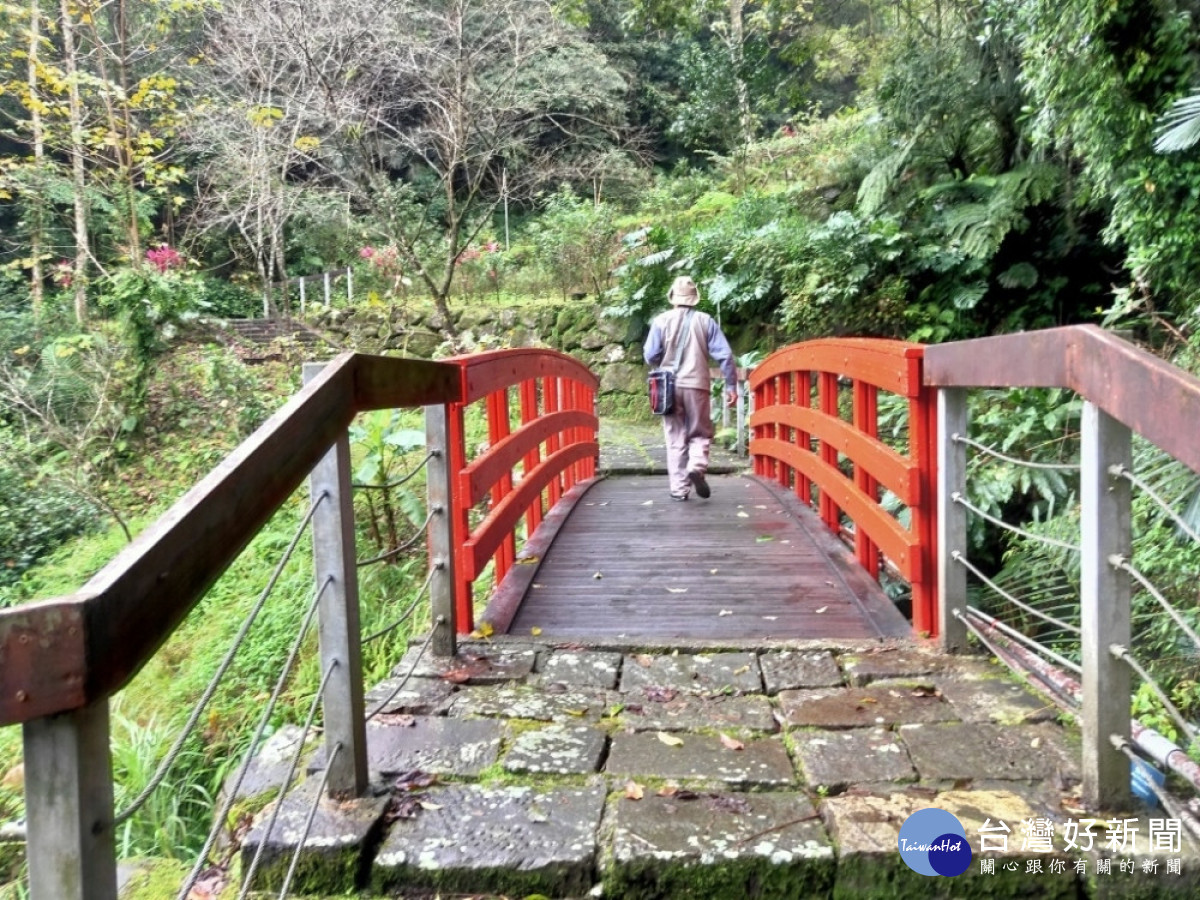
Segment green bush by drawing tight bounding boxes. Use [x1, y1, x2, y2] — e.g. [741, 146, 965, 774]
[0, 462, 99, 590]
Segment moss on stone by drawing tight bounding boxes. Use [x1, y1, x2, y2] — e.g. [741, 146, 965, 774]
[605, 852, 836, 900]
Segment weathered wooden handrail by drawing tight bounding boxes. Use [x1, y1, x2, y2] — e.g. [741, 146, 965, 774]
[925, 324, 1200, 811]
[0, 353, 461, 728]
[444, 348, 600, 632]
[748, 338, 938, 635]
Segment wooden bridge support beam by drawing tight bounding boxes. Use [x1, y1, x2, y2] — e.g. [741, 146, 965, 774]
[23, 699, 117, 900]
[1080, 401, 1132, 811]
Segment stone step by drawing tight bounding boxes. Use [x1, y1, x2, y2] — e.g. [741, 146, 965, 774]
[226, 641, 1200, 899]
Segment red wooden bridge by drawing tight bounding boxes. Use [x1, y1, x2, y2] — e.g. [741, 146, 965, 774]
[3, 326, 1199, 899]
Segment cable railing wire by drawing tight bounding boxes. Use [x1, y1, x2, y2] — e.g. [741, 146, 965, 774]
[366, 615, 444, 723]
[278, 741, 342, 900]
[953, 433, 1081, 472]
[961, 605, 1083, 675]
[177, 576, 331, 900]
[1112, 556, 1200, 654]
[1110, 644, 1198, 744]
[952, 492, 1081, 552]
[351, 451, 436, 492]
[953, 551, 1082, 637]
[356, 507, 437, 568]
[239, 659, 339, 900]
[1110, 463, 1200, 547]
[363, 563, 438, 645]
[955, 608, 1081, 713]
[115, 493, 327, 826]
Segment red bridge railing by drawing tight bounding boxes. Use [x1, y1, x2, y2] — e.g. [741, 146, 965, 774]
[748, 338, 938, 635]
[445, 348, 599, 632]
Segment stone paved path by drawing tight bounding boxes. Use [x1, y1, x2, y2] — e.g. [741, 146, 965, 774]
[235, 638, 1199, 899]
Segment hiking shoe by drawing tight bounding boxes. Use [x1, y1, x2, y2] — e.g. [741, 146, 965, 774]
[669, 492, 689, 501]
[687, 470, 711, 499]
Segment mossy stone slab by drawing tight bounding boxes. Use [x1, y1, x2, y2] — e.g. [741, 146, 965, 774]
[371, 784, 605, 898]
[618, 652, 763, 694]
[605, 732, 795, 788]
[606, 791, 834, 900]
[759, 650, 843, 693]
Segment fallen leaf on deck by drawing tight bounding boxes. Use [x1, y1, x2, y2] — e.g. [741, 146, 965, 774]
[666, 587, 688, 594]
[532, 583, 544, 589]
[710, 568, 719, 574]
[477, 621, 495, 638]
[719, 733, 745, 751]
[762, 615, 778, 621]
[531, 626, 543, 636]
[718, 609, 733, 616]
[641, 500, 654, 506]
[737, 511, 749, 518]
[516, 555, 539, 565]
[756, 535, 774, 542]
[593, 571, 603, 579]
[657, 732, 685, 747]
[815, 606, 828, 614]
[624, 780, 645, 800]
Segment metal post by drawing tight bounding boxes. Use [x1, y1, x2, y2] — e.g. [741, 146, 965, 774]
[299, 276, 306, 314]
[937, 388, 969, 652]
[1080, 400, 1132, 810]
[23, 700, 117, 900]
[346, 267, 353, 304]
[304, 363, 368, 799]
[323, 271, 331, 308]
[426, 403, 458, 656]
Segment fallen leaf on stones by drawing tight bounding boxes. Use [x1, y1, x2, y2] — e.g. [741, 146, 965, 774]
[815, 606, 828, 614]
[374, 713, 416, 727]
[733, 665, 750, 675]
[387, 795, 423, 821]
[706, 794, 752, 815]
[718, 609, 733, 616]
[441, 668, 474, 684]
[642, 687, 676, 702]
[556, 641, 586, 650]
[395, 770, 437, 791]
[565, 708, 587, 717]
[657, 783, 680, 797]
[528, 805, 549, 823]
[910, 687, 941, 698]
[474, 621, 495, 638]
[624, 780, 644, 800]
[666, 587, 688, 594]
[606, 703, 625, 717]
[530, 626, 542, 636]
[544, 682, 568, 694]
[635, 654, 655, 668]
[719, 733, 745, 751]
[657, 732, 684, 747]
[418, 801, 443, 811]
[1031, 737, 1041, 749]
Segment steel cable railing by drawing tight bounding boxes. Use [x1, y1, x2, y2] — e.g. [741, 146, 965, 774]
[113, 495, 327, 828]
[356, 507, 437, 568]
[352, 450, 436, 493]
[957, 432, 1082, 472]
[951, 488, 1082, 553]
[239, 660, 339, 898]
[366, 617, 442, 724]
[278, 741, 342, 899]
[177, 576, 331, 900]
[363, 564, 438, 646]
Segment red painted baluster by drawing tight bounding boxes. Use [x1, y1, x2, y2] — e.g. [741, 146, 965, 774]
[818, 371, 841, 533]
[520, 378, 543, 535]
[545, 376, 562, 506]
[853, 380, 880, 578]
[448, 401, 473, 633]
[487, 388, 515, 588]
[796, 370, 812, 505]
[909, 365, 938, 637]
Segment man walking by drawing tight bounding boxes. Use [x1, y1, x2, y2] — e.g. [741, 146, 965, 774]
[643, 276, 737, 501]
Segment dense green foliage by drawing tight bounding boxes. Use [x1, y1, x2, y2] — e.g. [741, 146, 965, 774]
[2, 0, 1200, 887]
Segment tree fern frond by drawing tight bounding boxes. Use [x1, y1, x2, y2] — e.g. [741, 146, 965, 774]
[1155, 91, 1200, 153]
[856, 132, 921, 215]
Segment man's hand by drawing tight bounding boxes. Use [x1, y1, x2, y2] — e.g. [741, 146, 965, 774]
[725, 388, 738, 408]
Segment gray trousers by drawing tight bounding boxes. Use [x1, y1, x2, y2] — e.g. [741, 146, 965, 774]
[662, 386, 713, 495]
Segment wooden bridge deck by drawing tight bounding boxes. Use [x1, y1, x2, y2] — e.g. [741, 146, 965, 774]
[484, 473, 912, 641]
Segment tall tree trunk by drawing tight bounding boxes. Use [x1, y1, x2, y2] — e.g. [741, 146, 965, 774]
[27, 0, 45, 319]
[728, 0, 753, 151]
[60, 0, 90, 324]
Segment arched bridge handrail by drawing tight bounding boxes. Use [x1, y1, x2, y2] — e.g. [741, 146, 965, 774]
[748, 338, 937, 635]
[0, 353, 461, 727]
[923, 324, 1200, 474]
[442, 348, 600, 632]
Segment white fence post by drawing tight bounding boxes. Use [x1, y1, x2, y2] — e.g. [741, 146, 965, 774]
[1080, 400, 1132, 810]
